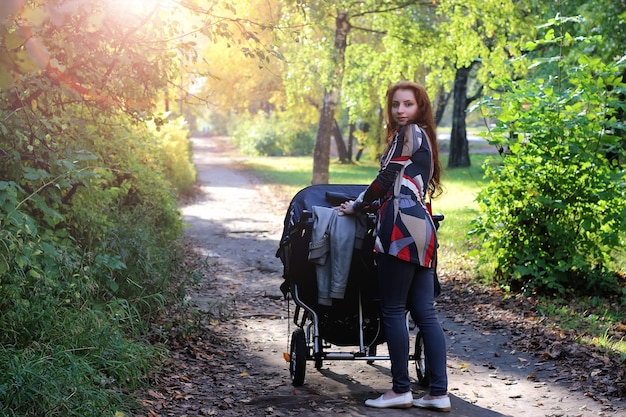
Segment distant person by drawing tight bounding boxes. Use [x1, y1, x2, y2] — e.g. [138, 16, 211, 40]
[338, 81, 450, 411]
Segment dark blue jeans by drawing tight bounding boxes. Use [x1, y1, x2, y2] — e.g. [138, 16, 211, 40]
[377, 253, 448, 396]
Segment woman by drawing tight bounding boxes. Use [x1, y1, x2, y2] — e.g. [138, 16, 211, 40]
[338, 81, 450, 411]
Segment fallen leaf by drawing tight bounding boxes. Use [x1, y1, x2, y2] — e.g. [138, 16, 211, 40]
[148, 390, 165, 400]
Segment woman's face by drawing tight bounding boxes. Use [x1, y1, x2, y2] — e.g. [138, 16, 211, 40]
[391, 88, 418, 126]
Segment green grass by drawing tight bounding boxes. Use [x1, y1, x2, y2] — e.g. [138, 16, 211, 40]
[0, 307, 157, 416]
[534, 295, 626, 360]
[242, 152, 626, 358]
[433, 154, 494, 273]
[243, 157, 380, 186]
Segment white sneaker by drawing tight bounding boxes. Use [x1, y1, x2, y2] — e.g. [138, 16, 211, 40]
[365, 391, 413, 409]
[413, 395, 452, 412]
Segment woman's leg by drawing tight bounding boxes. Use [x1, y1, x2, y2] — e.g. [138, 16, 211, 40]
[408, 266, 448, 396]
[377, 254, 414, 394]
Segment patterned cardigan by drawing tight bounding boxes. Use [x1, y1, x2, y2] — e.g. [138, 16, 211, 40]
[353, 124, 437, 268]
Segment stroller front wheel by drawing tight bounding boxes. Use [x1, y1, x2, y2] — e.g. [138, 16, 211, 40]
[290, 328, 307, 386]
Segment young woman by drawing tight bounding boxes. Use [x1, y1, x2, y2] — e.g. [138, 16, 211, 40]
[338, 81, 450, 411]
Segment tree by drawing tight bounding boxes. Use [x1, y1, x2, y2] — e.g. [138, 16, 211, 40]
[428, 0, 535, 168]
[186, 0, 287, 132]
[281, 1, 441, 184]
[280, 0, 536, 182]
[311, 11, 350, 184]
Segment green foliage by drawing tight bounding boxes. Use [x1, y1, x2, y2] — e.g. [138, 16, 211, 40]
[0, 324, 157, 417]
[151, 117, 197, 197]
[0, 189, 162, 415]
[230, 112, 316, 156]
[0, 129, 182, 415]
[472, 27, 626, 296]
[0, 9, 194, 412]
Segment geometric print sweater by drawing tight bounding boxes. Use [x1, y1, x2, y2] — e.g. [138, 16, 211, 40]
[354, 124, 438, 268]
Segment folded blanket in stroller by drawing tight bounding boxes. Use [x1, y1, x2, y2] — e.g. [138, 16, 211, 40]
[308, 206, 367, 306]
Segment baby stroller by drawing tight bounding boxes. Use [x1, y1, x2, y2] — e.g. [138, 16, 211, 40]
[276, 184, 443, 387]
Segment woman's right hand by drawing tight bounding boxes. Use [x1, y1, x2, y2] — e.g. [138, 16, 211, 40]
[336, 200, 355, 216]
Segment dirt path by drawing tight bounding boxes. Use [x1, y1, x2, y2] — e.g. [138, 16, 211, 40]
[141, 136, 624, 417]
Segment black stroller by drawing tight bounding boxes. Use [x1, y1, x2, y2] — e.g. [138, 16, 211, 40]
[276, 184, 443, 387]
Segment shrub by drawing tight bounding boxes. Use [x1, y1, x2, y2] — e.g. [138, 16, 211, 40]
[0, 196, 160, 416]
[472, 42, 626, 296]
[0, 89, 187, 415]
[151, 116, 197, 197]
[230, 112, 316, 156]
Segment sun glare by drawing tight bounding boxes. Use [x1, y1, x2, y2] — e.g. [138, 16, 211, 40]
[103, 0, 176, 24]
[44, 0, 174, 28]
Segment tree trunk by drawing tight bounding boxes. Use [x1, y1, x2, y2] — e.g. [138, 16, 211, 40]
[348, 123, 355, 161]
[448, 66, 471, 168]
[311, 12, 350, 184]
[434, 85, 451, 126]
[606, 67, 625, 167]
[333, 119, 351, 163]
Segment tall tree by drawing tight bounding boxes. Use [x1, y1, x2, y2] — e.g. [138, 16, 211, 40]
[286, 0, 535, 179]
[430, 0, 535, 168]
[311, 11, 350, 184]
[282, 1, 439, 184]
[448, 65, 472, 167]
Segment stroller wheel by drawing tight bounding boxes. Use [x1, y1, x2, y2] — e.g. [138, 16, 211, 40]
[290, 328, 307, 386]
[414, 330, 430, 387]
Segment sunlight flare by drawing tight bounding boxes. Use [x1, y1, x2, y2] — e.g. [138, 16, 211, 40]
[102, 0, 173, 20]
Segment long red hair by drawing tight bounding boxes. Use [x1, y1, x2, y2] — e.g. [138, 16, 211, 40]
[384, 81, 442, 198]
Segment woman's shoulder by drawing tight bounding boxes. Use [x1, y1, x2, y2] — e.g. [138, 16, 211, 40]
[402, 123, 427, 137]
[403, 124, 429, 146]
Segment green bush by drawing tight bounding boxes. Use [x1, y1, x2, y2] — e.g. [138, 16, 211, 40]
[0, 79, 190, 414]
[151, 116, 197, 197]
[472, 51, 626, 296]
[230, 112, 316, 156]
[0, 197, 160, 416]
[56, 118, 186, 305]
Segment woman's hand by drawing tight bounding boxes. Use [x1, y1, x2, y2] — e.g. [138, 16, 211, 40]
[336, 200, 355, 216]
